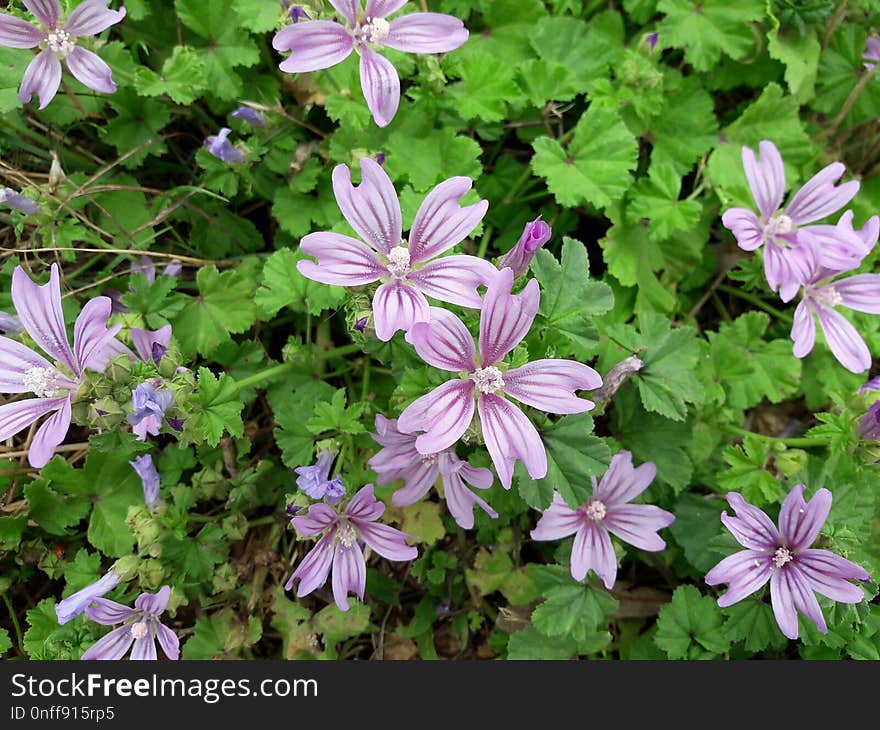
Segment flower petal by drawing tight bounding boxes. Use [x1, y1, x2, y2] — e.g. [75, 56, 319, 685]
[134, 585, 170, 616]
[385, 12, 469, 53]
[530, 492, 582, 541]
[594, 451, 657, 506]
[721, 207, 764, 251]
[372, 280, 430, 341]
[778, 484, 830, 552]
[273, 20, 354, 73]
[799, 222, 868, 275]
[502, 358, 601, 415]
[131, 324, 172, 364]
[705, 550, 772, 607]
[331, 158, 402, 254]
[297, 232, 385, 286]
[63, 0, 126, 35]
[763, 237, 816, 303]
[834, 274, 880, 314]
[344, 484, 385, 523]
[798, 549, 870, 602]
[130, 634, 157, 661]
[720, 492, 780, 550]
[23, 0, 61, 28]
[770, 568, 799, 640]
[65, 47, 116, 93]
[155, 622, 179, 660]
[603, 503, 674, 552]
[73, 296, 122, 373]
[815, 302, 871, 374]
[398, 379, 475, 454]
[291, 503, 339, 537]
[407, 254, 497, 308]
[478, 393, 546, 489]
[479, 269, 539, 366]
[364, 0, 407, 18]
[0, 13, 43, 47]
[408, 177, 488, 263]
[791, 299, 816, 359]
[786, 162, 859, 226]
[286, 532, 334, 596]
[389, 459, 438, 506]
[12, 264, 78, 375]
[55, 571, 121, 624]
[18, 47, 62, 109]
[440, 461, 497, 530]
[779, 565, 827, 637]
[571, 523, 616, 588]
[355, 521, 417, 561]
[328, 0, 360, 26]
[80, 625, 135, 661]
[0, 335, 58, 393]
[742, 141, 785, 219]
[29, 396, 71, 468]
[359, 47, 400, 128]
[331, 544, 366, 611]
[85, 598, 138, 625]
[404, 306, 477, 372]
[0, 396, 64, 443]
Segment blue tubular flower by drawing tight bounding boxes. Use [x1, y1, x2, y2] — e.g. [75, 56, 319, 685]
[129, 453, 161, 510]
[204, 127, 245, 164]
[295, 451, 346, 504]
[55, 570, 121, 625]
[126, 381, 174, 441]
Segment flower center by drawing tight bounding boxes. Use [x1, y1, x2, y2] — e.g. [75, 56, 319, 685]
[385, 245, 411, 279]
[357, 16, 391, 45]
[583, 499, 607, 522]
[472, 366, 505, 395]
[420, 453, 439, 466]
[765, 214, 794, 242]
[811, 285, 843, 308]
[336, 521, 358, 549]
[22, 366, 63, 398]
[129, 621, 149, 640]
[46, 29, 75, 56]
[772, 546, 793, 569]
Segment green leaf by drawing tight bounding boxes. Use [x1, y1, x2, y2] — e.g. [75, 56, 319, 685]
[0, 515, 27, 550]
[398, 501, 445, 546]
[767, 27, 821, 103]
[529, 566, 619, 643]
[61, 549, 102, 593]
[627, 162, 702, 242]
[256, 248, 345, 317]
[506, 626, 577, 659]
[532, 237, 614, 358]
[385, 125, 483, 191]
[23, 599, 83, 660]
[716, 436, 785, 507]
[162, 524, 227, 586]
[313, 603, 372, 652]
[186, 368, 245, 447]
[306, 388, 365, 435]
[658, 0, 765, 71]
[134, 45, 208, 105]
[182, 608, 261, 659]
[531, 105, 638, 210]
[723, 597, 788, 652]
[25, 472, 91, 536]
[465, 548, 537, 606]
[448, 47, 519, 122]
[271, 380, 336, 469]
[655, 585, 730, 659]
[102, 89, 172, 168]
[650, 76, 718, 174]
[171, 265, 258, 357]
[0, 627, 11, 656]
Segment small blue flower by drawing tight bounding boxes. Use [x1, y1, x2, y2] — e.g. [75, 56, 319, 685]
[0, 187, 39, 214]
[295, 451, 346, 504]
[231, 106, 266, 127]
[127, 382, 174, 441]
[204, 127, 245, 164]
[130, 454, 161, 511]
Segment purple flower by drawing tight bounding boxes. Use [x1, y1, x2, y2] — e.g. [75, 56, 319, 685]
[530, 451, 674, 588]
[374, 151, 386, 166]
[705, 485, 871, 640]
[285, 484, 417, 611]
[272, 1, 468, 127]
[55, 570, 120, 625]
[398, 268, 602, 489]
[204, 127, 245, 164]
[131, 324, 171, 365]
[129, 255, 182, 283]
[289, 5, 310, 22]
[860, 401, 880, 441]
[498, 216, 552, 278]
[644, 31, 659, 50]
[789, 234, 880, 374]
[0, 187, 40, 214]
[864, 36, 880, 71]
[81, 585, 179, 660]
[0, 0, 126, 110]
[0, 264, 125, 467]
[297, 157, 496, 341]
[0, 311, 23, 334]
[354, 316, 369, 333]
[231, 105, 265, 127]
[368, 414, 497, 530]
[129, 453, 160, 510]
[295, 451, 346, 505]
[721, 140, 860, 302]
[126, 381, 173, 441]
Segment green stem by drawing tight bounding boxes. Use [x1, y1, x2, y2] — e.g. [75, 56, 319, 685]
[501, 167, 534, 205]
[2, 593, 24, 658]
[247, 515, 278, 528]
[717, 284, 793, 323]
[724, 425, 827, 449]
[477, 224, 494, 259]
[235, 344, 363, 391]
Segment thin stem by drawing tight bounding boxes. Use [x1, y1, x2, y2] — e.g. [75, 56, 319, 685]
[717, 284, 793, 323]
[235, 344, 362, 391]
[724, 425, 827, 449]
[2, 593, 24, 658]
[477, 224, 494, 259]
[817, 63, 876, 140]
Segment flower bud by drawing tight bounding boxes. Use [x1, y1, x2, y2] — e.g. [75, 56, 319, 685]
[498, 216, 552, 278]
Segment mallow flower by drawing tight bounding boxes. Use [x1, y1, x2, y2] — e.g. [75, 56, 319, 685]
[285, 484, 417, 611]
[721, 140, 861, 302]
[368, 414, 497, 530]
[81, 585, 179, 660]
[55, 569, 121, 624]
[272, 0, 468, 127]
[705, 485, 871, 641]
[130, 324, 171, 366]
[498, 216, 552, 278]
[295, 450, 346, 504]
[398, 268, 603, 489]
[297, 157, 496, 341]
[0, 264, 125, 467]
[0, 0, 126, 110]
[530, 451, 674, 588]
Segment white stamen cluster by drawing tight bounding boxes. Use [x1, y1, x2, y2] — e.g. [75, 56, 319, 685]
[772, 546, 793, 569]
[472, 366, 505, 395]
[420, 453, 439, 466]
[385, 245, 411, 279]
[357, 16, 391, 45]
[811, 285, 843, 308]
[129, 622, 149, 640]
[765, 213, 794, 241]
[583, 500, 607, 522]
[336, 521, 358, 550]
[46, 29, 75, 56]
[22, 366, 62, 398]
